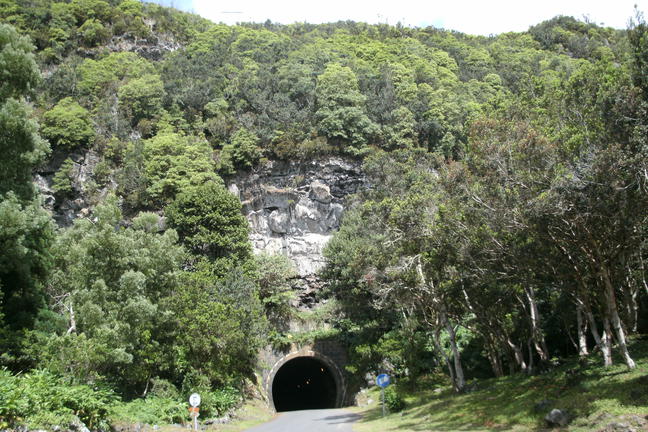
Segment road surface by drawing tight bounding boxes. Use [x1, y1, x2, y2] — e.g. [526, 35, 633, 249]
[243, 408, 362, 432]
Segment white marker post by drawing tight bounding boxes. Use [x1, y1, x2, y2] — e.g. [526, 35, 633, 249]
[189, 393, 201, 431]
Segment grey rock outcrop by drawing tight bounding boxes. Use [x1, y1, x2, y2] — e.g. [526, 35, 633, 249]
[231, 157, 366, 277]
[36, 148, 111, 227]
[545, 409, 570, 427]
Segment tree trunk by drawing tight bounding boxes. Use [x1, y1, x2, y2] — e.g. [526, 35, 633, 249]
[486, 340, 504, 377]
[576, 302, 589, 357]
[524, 286, 550, 362]
[66, 299, 77, 335]
[432, 329, 455, 386]
[623, 267, 639, 333]
[601, 266, 636, 369]
[416, 258, 466, 390]
[527, 339, 535, 374]
[442, 312, 465, 392]
[507, 337, 527, 373]
[601, 316, 614, 367]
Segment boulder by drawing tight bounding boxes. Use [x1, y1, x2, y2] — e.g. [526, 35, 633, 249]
[309, 180, 332, 204]
[268, 210, 290, 234]
[545, 409, 570, 427]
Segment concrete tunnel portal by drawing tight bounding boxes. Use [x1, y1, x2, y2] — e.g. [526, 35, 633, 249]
[268, 351, 346, 412]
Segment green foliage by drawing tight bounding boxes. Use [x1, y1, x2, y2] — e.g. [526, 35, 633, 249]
[42, 98, 95, 150]
[0, 24, 48, 201]
[165, 181, 251, 262]
[383, 386, 405, 412]
[78, 52, 155, 99]
[0, 24, 39, 100]
[36, 196, 186, 392]
[143, 131, 219, 204]
[110, 396, 185, 425]
[315, 63, 378, 151]
[78, 18, 109, 46]
[0, 368, 115, 430]
[0, 195, 54, 363]
[0, 98, 49, 201]
[167, 266, 266, 387]
[217, 128, 262, 175]
[52, 158, 75, 196]
[201, 386, 242, 417]
[117, 73, 165, 125]
[254, 253, 296, 333]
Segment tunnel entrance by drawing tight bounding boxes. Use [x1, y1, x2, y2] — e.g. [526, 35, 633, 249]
[271, 356, 338, 411]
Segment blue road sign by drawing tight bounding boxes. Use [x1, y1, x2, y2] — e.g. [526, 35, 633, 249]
[376, 373, 391, 388]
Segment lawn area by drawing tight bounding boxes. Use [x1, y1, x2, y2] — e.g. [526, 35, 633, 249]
[352, 336, 648, 431]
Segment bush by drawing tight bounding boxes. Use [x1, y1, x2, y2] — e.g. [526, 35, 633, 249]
[383, 386, 405, 412]
[41, 98, 95, 149]
[201, 386, 241, 417]
[0, 369, 115, 430]
[110, 396, 185, 425]
[52, 158, 75, 196]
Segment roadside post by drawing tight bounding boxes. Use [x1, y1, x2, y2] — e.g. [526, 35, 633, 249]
[376, 373, 391, 417]
[189, 393, 201, 431]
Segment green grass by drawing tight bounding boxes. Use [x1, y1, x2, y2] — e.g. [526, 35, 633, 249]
[121, 397, 274, 432]
[352, 336, 648, 431]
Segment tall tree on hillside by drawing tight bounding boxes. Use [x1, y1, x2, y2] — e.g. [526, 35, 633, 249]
[0, 24, 53, 367]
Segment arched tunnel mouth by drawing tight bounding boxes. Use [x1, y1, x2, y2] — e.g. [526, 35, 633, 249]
[271, 356, 338, 412]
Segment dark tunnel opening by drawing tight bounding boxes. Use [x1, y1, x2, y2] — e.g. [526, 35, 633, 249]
[272, 357, 338, 412]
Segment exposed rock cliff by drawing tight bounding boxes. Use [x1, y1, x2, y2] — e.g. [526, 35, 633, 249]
[229, 158, 366, 277]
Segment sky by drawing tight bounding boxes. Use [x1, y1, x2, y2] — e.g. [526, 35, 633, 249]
[149, 0, 647, 36]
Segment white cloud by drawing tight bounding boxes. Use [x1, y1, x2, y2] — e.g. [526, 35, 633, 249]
[190, 0, 646, 35]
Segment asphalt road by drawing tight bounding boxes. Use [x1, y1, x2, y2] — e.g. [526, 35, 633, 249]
[243, 408, 362, 432]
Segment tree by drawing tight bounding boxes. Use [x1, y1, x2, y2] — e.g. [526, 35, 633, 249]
[78, 18, 109, 46]
[323, 148, 469, 391]
[315, 63, 378, 152]
[117, 73, 165, 125]
[253, 253, 297, 334]
[217, 128, 262, 175]
[142, 131, 219, 205]
[0, 24, 53, 368]
[51, 157, 75, 197]
[0, 24, 48, 201]
[0, 195, 54, 364]
[165, 181, 252, 265]
[41, 97, 95, 150]
[167, 265, 266, 387]
[34, 198, 186, 392]
[0, 99, 49, 201]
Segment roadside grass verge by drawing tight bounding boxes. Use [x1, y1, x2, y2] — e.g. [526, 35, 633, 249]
[114, 397, 274, 432]
[353, 336, 648, 431]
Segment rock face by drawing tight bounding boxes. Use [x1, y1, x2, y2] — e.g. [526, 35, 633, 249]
[230, 157, 366, 277]
[36, 148, 109, 227]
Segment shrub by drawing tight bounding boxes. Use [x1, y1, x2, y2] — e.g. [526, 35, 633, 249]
[51, 158, 75, 197]
[0, 369, 115, 430]
[110, 396, 185, 425]
[384, 386, 405, 412]
[202, 386, 241, 417]
[42, 98, 95, 149]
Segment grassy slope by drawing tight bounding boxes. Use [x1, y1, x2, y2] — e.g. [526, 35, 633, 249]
[352, 337, 648, 431]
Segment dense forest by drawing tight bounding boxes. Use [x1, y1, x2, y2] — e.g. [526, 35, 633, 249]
[0, 0, 647, 428]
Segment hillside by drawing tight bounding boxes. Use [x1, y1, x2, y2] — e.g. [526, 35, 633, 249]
[0, 0, 647, 430]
